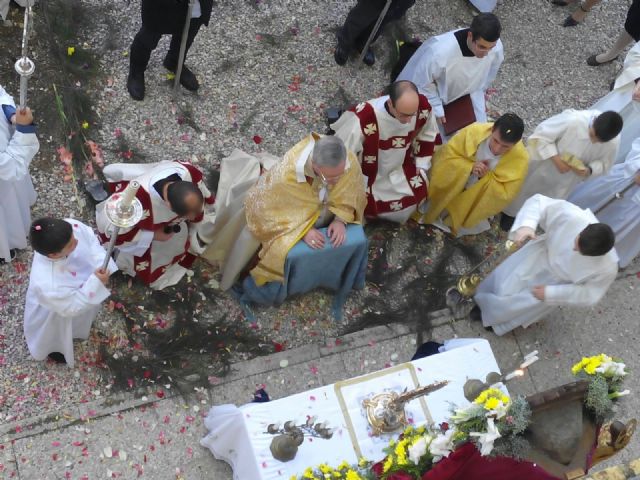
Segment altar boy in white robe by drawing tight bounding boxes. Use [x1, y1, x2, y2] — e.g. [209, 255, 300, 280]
[570, 136, 640, 268]
[24, 218, 117, 367]
[96, 161, 214, 290]
[0, 84, 40, 263]
[473, 194, 618, 336]
[503, 109, 623, 221]
[331, 80, 439, 223]
[396, 13, 503, 135]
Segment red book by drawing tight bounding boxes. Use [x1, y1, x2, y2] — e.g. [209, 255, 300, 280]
[443, 94, 476, 136]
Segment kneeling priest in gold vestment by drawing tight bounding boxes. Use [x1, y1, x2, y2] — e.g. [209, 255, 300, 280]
[203, 134, 367, 320]
[419, 114, 528, 236]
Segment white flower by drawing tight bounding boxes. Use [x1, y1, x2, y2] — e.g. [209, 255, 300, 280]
[392, 137, 406, 148]
[408, 436, 428, 465]
[470, 417, 501, 456]
[596, 360, 627, 379]
[449, 404, 483, 424]
[610, 389, 631, 399]
[364, 155, 377, 164]
[390, 201, 403, 211]
[429, 430, 455, 461]
[364, 123, 377, 136]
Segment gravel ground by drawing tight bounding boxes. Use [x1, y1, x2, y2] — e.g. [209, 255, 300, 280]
[0, 0, 635, 432]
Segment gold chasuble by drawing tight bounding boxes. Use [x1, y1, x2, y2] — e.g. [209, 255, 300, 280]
[245, 134, 366, 286]
[422, 123, 528, 234]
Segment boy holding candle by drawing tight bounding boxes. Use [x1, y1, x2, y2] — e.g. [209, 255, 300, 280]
[23, 217, 117, 367]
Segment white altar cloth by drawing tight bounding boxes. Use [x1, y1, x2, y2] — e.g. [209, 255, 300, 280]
[201, 339, 501, 480]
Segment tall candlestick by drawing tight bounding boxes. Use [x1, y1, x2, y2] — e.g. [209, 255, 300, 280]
[520, 356, 539, 369]
[120, 181, 140, 209]
[524, 350, 539, 360]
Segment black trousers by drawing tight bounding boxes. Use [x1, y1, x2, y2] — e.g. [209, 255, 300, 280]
[337, 0, 416, 53]
[625, 0, 640, 41]
[129, 18, 203, 74]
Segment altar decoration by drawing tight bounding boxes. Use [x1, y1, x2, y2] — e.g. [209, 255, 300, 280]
[571, 354, 630, 420]
[267, 417, 334, 462]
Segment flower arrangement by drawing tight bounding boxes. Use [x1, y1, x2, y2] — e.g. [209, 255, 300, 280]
[448, 388, 531, 458]
[290, 458, 375, 480]
[571, 354, 630, 420]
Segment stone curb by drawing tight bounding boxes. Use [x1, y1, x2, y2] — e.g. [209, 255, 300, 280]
[586, 458, 640, 479]
[1, 310, 454, 442]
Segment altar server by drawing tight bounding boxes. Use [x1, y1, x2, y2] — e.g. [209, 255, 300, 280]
[331, 80, 439, 223]
[503, 109, 622, 219]
[396, 13, 503, 132]
[96, 160, 214, 290]
[24, 218, 117, 367]
[591, 41, 640, 164]
[569, 137, 640, 268]
[0, 84, 39, 263]
[473, 195, 618, 336]
[422, 113, 528, 236]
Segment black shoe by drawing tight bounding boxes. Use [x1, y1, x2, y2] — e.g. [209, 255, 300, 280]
[0, 249, 17, 264]
[499, 213, 515, 232]
[470, 305, 482, 322]
[586, 54, 618, 67]
[48, 352, 67, 364]
[562, 15, 580, 27]
[362, 48, 375, 66]
[334, 42, 349, 66]
[127, 71, 145, 101]
[163, 57, 199, 91]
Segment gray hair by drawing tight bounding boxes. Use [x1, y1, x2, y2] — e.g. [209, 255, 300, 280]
[311, 136, 346, 168]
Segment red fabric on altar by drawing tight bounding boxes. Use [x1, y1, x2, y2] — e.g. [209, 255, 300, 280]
[420, 443, 561, 480]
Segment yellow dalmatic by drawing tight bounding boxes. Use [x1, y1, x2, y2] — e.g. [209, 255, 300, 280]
[422, 123, 529, 234]
[245, 133, 367, 286]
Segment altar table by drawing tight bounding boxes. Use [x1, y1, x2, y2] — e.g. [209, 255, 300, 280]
[201, 339, 503, 480]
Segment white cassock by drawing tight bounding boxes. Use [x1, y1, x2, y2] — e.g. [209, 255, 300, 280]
[96, 161, 214, 290]
[468, 0, 497, 12]
[0, 85, 40, 262]
[23, 220, 117, 368]
[475, 194, 619, 336]
[331, 94, 438, 223]
[592, 42, 640, 164]
[397, 29, 504, 126]
[503, 109, 619, 216]
[569, 137, 640, 268]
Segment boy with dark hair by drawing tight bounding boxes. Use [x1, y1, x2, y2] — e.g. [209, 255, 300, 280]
[24, 218, 117, 367]
[397, 13, 504, 134]
[474, 195, 618, 336]
[421, 114, 528, 236]
[504, 109, 622, 221]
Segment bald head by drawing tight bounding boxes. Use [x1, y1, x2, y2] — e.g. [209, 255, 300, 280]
[387, 81, 419, 124]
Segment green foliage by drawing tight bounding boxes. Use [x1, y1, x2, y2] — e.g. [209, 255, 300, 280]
[585, 375, 614, 421]
[491, 436, 531, 461]
[498, 396, 531, 436]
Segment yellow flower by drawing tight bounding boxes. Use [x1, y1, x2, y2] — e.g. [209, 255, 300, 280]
[303, 467, 315, 479]
[358, 458, 368, 468]
[383, 456, 393, 473]
[81, 121, 89, 129]
[290, 476, 297, 480]
[166, 72, 176, 80]
[484, 397, 500, 410]
[67, 46, 75, 56]
[346, 471, 362, 480]
[319, 464, 333, 474]
[501, 395, 510, 404]
[337, 460, 350, 471]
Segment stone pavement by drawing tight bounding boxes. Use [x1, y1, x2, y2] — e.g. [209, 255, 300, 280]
[1, 262, 639, 479]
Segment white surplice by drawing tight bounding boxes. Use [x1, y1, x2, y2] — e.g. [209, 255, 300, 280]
[569, 137, 640, 268]
[0, 86, 40, 262]
[592, 42, 640, 164]
[475, 195, 619, 336]
[469, 0, 497, 11]
[331, 95, 438, 223]
[397, 29, 504, 123]
[23, 220, 117, 367]
[503, 109, 619, 216]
